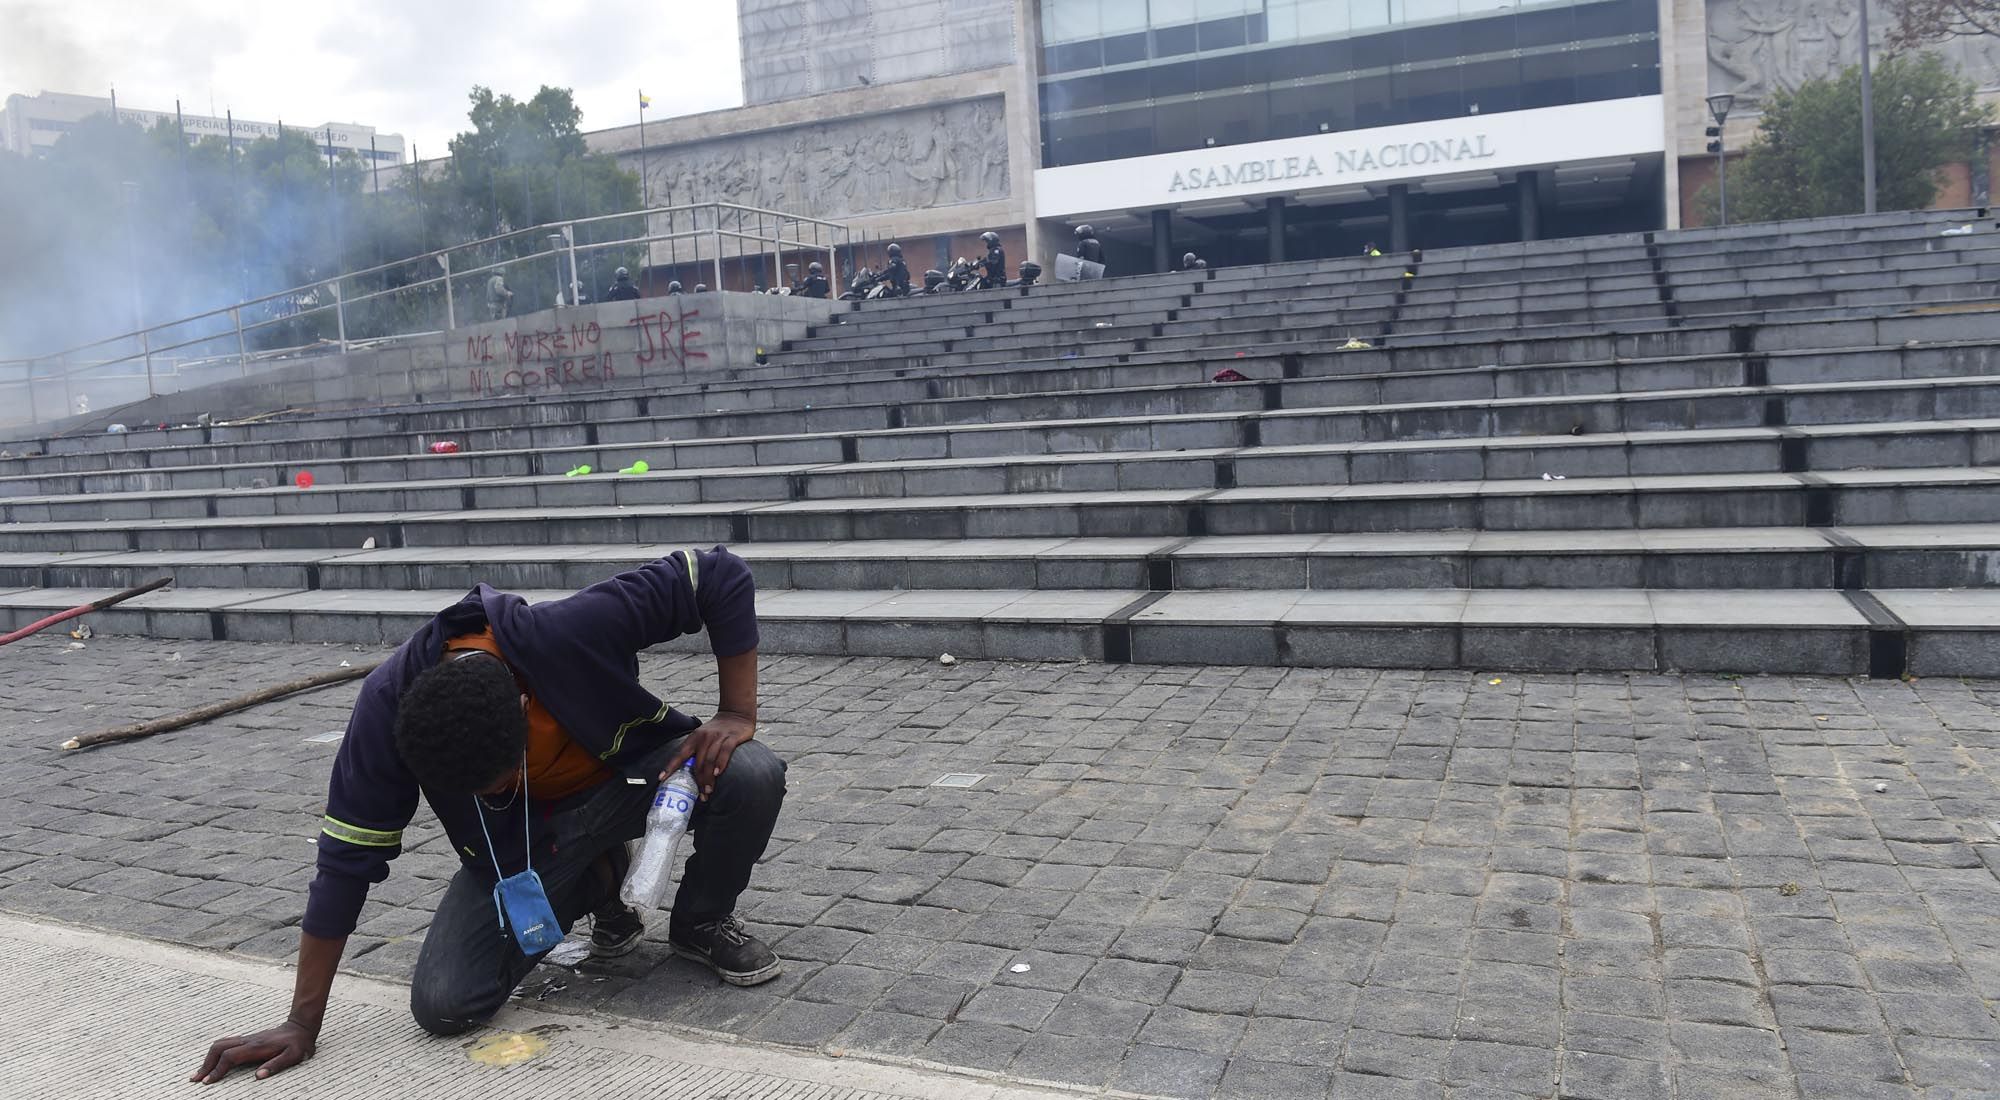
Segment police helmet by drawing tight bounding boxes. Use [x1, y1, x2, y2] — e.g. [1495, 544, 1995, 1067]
[980, 231, 999, 246]
[614, 266, 630, 280]
[808, 261, 823, 274]
[667, 280, 683, 293]
[1075, 224, 1093, 239]
[886, 243, 902, 258]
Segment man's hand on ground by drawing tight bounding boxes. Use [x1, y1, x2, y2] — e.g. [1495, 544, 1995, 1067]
[189, 1020, 316, 1084]
[665, 712, 755, 799]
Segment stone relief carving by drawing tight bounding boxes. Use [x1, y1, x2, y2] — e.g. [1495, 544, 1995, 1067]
[1708, 0, 2000, 103]
[632, 99, 1010, 220]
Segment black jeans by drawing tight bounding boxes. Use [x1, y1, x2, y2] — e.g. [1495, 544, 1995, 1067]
[408, 737, 786, 1036]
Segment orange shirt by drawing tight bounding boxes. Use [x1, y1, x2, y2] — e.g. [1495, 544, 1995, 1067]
[445, 627, 611, 800]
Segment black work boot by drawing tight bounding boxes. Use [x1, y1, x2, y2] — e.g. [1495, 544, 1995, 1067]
[589, 904, 645, 958]
[588, 844, 644, 958]
[668, 915, 782, 986]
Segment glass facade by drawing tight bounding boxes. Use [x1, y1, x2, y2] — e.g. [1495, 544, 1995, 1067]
[1038, 0, 1660, 168]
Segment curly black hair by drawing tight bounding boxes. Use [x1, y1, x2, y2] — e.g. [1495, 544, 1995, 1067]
[393, 654, 528, 794]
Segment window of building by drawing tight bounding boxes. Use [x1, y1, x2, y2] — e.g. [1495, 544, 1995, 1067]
[1038, 0, 1660, 167]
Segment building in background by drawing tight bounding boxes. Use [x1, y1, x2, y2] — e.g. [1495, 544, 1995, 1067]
[589, 0, 1043, 291]
[1678, 0, 1999, 226]
[0, 90, 407, 167]
[738, 0, 1020, 104]
[1034, 0, 1669, 266]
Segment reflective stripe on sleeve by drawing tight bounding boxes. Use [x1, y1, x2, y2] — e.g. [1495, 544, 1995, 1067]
[320, 816, 403, 847]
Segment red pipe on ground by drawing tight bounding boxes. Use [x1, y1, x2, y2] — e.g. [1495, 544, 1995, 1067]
[0, 577, 173, 646]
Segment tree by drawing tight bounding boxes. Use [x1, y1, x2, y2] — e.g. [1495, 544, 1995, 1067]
[1724, 52, 1991, 223]
[446, 85, 639, 242]
[1886, 0, 1998, 50]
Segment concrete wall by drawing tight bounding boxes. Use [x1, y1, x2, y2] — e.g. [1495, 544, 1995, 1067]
[738, 0, 1018, 105]
[24, 293, 835, 434]
[582, 0, 1047, 265]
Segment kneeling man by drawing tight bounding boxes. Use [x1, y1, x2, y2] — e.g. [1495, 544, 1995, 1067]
[193, 547, 784, 1084]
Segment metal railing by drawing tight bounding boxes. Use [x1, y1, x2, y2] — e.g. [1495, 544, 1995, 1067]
[1, 201, 852, 430]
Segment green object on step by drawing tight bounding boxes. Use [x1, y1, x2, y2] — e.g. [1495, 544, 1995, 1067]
[619, 460, 649, 475]
[564, 464, 592, 477]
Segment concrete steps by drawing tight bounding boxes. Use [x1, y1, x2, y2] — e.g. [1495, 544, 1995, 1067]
[4, 209, 1998, 675]
[2, 468, 1997, 555]
[0, 579, 1988, 676]
[8, 420, 2000, 527]
[7, 524, 1998, 594]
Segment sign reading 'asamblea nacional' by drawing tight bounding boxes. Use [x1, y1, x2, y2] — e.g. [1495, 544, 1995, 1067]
[1166, 135, 1497, 193]
[1034, 96, 1664, 218]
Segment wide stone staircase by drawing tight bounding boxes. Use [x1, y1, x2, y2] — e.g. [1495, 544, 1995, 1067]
[4, 209, 2000, 676]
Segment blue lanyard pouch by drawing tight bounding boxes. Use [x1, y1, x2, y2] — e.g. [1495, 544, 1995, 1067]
[473, 760, 565, 957]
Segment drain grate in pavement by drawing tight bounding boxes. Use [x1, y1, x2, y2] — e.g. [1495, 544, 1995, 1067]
[929, 773, 986, 788]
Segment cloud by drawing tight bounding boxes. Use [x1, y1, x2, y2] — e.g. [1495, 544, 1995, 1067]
[1, 0, 745, 158]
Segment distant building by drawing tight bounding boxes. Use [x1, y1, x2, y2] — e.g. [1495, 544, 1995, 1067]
[0, 90, 407, 167]
[598, 0, 2000, 286]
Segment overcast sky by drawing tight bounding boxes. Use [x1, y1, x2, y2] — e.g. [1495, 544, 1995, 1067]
[1, 0, 746, 158]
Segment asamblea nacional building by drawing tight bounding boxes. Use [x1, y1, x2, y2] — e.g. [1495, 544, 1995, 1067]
[588, 0, 2000, 284]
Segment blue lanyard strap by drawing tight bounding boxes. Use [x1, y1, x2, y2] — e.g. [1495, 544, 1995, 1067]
[471, 752, 531, 929]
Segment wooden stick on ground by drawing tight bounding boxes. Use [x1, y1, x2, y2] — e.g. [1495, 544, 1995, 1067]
[0, 577, 174, 647]
[61, 660, 383, 751]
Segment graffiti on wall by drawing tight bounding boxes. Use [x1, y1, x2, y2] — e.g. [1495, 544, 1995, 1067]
[631, 308, 708, 371]
[458, 307, 709, 396]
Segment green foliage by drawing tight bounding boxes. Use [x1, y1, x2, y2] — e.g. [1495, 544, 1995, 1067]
[0, 84, 640, 360]
[1726, 52, 1991, 223]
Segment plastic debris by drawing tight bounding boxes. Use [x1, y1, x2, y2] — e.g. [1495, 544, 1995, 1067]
[106, 423, 127, 434]
[1339, 337, 1372, 350]
[534, 978, 567, 1001]
[1212, 368, 1251, 383]
[1488, 678, 1503, 685]
[1873, 782, 1888, 793]
[1941, 224, 1975, 236]
[619, 460, 650, 475]
[69, 624, 92, 640]
[1778, 882, 1801, 896]
[360, 537, 377, 550]
[66, 641, 85, 650]
[167, 651, 182, 662]
[1009, 963, 1032, 973]
[565, 464, 593, 477]
[1541, 473, 1567, 481]
[294, 471, 315, 489]
[428, 441, 460, 454]
[338, 659, 352, 668]
[939, 653, 957, 666]
[1093, 321, 1112, 328]
[544, 940, 593, 967]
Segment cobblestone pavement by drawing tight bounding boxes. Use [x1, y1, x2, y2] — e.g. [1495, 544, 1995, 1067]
[3, 634, 1999, 1099]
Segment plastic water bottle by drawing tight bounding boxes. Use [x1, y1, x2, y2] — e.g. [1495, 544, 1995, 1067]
[620, 761, 698, 909]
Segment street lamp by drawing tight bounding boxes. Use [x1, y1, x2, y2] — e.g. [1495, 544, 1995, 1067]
[1705, 93, 1735, 226]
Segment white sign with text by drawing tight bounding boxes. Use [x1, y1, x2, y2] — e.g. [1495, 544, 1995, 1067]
[1033, 96, 1665, 217]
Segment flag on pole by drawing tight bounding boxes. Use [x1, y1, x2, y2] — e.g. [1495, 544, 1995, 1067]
[638, 91, 651, 109]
